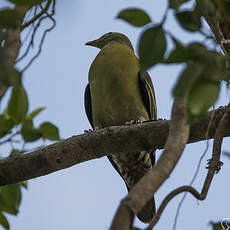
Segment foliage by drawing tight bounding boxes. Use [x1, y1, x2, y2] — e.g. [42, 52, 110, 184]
[0, 0, 229, 229]
[7, 0, 45, 7]
[117, 8, 151, 27]
[0, 2, 59, 229]
[210, 221, 230, 230]
[117, 0, 229, 121]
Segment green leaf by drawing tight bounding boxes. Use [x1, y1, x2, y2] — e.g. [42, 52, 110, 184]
[210, 221, 229, 230]
[27, 107, 45, 120]
[8, 83, 29, 125]
[170, 0, 190, 10]
[0, 115, 14, 137]
[166, 42, 227, 72]
[166, 45, 189, 63]
[188, 79, 220, 119]
[8, 0, 45, 6]
[20, 181, 28, 190]
[166, 43, 208, 63]
[0, 184, 21, 215]
[0, 57, 21, 91]
[117, 8, 151, 27]
[169, 34, 183, 48]
[138, 26, 166, 71]
[10, 149, 21, 155]
[210, 0, 225, 11]
[0, 32, 7, 45]
[173, 62, 205, 97]
[21, 119, 42, 142]
[195, 0, 206, 17]
[0, 9, 19, 29]
[176, 10, 201, 32]
[0, 62, 21, 88]
[3, 109, 9, 119]
[0, 212, 9, 230]
[39, 122, 60, 141]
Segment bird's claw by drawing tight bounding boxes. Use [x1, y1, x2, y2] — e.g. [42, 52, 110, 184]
[84, 129, 93, 134]
[125, 119, 142, 125]
[206, 158, 224, 174]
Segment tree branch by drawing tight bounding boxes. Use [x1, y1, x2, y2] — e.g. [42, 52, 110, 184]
[205, 1, 230, 60]
[1, 1, 53, 99]
[146, 104, 230, 229]
[20, 0, 52, 31]
[0, 106, 228, 186]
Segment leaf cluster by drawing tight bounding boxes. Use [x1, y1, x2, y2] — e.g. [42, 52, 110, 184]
[0, 0, 45, 30]
[0, 78, 60, 229]
[0, 3, 59, 228]
[117, 0, 229, 120]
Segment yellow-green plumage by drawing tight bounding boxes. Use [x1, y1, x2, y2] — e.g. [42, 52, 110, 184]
[89, 41, 149, 128]
[85, 32, 157, 223]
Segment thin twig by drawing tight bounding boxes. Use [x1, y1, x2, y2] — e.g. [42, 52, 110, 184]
[146, 105, 230, 229]
[173, 109, 215, 229]
[22, 6, 33, 26]
[146, 186, 201, 230]
[0, 132, 20, 146]
[16, 15, 48, 63]
[16, 0, 56, 64]
[20, 0, 52, 31]
[21, 13, 56, 72]
[20, 21, 35, 47]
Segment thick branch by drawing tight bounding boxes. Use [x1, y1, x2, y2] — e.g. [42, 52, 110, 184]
[0, 106, 229, 186]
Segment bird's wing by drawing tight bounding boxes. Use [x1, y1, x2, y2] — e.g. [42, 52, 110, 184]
[84, 84, 94, 129]
[85, 83, 129, 186]
[138, 71, 157, 166]
[138, 71, 157, 121]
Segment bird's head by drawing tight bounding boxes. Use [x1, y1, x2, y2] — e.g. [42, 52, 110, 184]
[85, 32, 133, 50]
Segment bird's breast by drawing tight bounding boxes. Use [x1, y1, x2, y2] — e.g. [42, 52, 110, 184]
[89, 43, 149, 128]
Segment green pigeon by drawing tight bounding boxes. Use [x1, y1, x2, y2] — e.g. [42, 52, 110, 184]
[84, 32, 157, 223]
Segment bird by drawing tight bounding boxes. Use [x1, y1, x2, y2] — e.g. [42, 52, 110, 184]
[84, 32, 157, 223]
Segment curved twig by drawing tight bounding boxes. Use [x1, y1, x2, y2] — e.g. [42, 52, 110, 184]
[16, 0, 56, 64]
[146, 105, 230, 229]
[173, 109, 215, 229]
[21, 11, 56, 72]
[0, 132, 20, 146]
[16, 15, 48, 63]
[20, 0, 52, 31]
[146, 186, 201, 229]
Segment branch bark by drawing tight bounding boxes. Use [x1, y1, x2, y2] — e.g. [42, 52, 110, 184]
[0, 106, 228, 186]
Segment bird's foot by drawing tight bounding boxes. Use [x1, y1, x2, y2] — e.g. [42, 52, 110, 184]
[125, 119, 142, 125]
[84, 129, 94, 134]
[206, 158, 224, 174]
[158, 118, 167, 120]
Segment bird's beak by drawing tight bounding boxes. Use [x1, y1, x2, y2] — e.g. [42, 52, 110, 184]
[85, 39, 98, 47]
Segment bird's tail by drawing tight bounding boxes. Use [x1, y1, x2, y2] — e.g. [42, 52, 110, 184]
[137, 196, 156, 223]
[107, 150, 156, 223]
